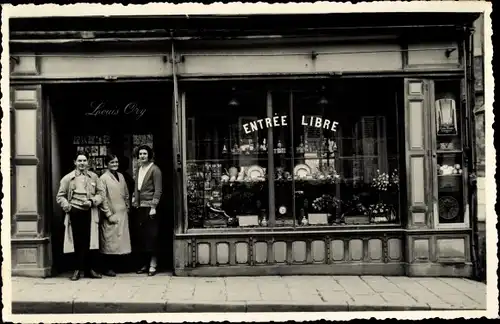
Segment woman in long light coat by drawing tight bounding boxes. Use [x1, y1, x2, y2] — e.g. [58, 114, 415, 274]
[99, 154, 132, 276]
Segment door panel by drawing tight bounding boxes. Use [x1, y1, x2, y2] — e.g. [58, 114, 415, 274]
[404, 79, 433, 228]
[10, 85, 52, 276]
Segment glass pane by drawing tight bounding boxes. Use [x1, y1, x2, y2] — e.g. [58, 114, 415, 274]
[292, 91, 340, 226]
[434, 80, 465, 224]
[185, 86, 269, 229]
[437, 153, 465, 223]
[292, 81, 401, 226]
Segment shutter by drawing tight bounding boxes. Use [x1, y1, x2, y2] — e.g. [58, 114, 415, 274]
[404, 79, 433, 228]
[10, 85, 51, 275]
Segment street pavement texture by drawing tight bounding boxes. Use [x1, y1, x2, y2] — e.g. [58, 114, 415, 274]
[10, 274, 486, 313]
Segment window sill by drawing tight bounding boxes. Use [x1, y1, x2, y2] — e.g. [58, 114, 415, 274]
[179, 223, 403, 237]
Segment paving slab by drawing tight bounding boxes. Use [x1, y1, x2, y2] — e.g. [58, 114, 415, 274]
[416, 278, 463, 296]
[335, 276, 376, 296]
[192, 278, 227, 301]
[316, 290, 352, 304]
[257, 282, 292, 301]
[361, 276, 405, 293]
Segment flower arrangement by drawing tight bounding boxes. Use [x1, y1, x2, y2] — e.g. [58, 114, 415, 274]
[312, 194, 341, 213]
[369, 169, 399, 223]
[368, 202, 396, 223]
[371, 169, 399, 192]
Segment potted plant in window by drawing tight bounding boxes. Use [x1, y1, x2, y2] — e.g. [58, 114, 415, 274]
[310, 194, 341, 225]
[369, 169, 399, 223]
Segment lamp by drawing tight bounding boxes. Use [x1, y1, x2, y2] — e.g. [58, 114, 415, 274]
[435, 93, 457, 135]
[317, 86, 328, 106]
[228, 87, 239, 107]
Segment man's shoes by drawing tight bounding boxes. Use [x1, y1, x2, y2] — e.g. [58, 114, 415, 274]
[86, 269, 102, 279]
[102, 269, 116, 277]
[136, 266, 148, 274]
[70, 270, 81, 281]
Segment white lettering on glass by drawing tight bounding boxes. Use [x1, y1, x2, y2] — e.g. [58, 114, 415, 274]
[242, 114, 339, 133]
[86, 101, 146, 120]
[265, 118, 273, 128]
[301, 115, 308, 126]
[250, 121, 259, 132]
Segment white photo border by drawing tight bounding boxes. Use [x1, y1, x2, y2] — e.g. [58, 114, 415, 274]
[1, 1, 496, 323]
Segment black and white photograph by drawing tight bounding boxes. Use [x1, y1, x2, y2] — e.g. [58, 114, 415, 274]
[0, 1, 496, 322]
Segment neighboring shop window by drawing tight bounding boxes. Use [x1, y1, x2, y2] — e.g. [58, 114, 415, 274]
[434, 80, 467, 224]
[185, 82, 402, 229]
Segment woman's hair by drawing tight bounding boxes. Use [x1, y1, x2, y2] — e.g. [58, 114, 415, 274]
[135, 144, 154, 161]
[74, 150, 90, 161]
[105, 154, 119, 165]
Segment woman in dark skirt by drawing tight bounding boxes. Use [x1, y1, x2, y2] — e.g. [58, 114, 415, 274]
[132, 145, 163, 276]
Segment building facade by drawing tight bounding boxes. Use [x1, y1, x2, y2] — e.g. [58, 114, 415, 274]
[9, 12, 483, 278]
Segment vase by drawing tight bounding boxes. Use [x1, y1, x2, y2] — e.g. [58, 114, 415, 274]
[371, 215, 389, 224]
[370, 209, 394, 224]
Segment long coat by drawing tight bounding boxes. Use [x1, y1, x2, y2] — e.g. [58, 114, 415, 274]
[56, 170, 103, 254]
[99, 170, 132, 255]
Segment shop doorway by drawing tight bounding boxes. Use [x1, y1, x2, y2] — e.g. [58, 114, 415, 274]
[45, 82, 175, 275]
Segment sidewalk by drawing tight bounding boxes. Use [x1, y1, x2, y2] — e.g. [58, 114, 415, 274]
[11, 274, 486, 313]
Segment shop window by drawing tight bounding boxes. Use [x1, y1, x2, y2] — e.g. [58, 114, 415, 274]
[185, 82, 401, 229]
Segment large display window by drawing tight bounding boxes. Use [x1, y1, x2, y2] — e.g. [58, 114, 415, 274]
[184, 80, 403, 229]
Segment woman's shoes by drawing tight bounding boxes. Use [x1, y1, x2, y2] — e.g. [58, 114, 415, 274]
[70, 270, 81, 281]
[148, 266, 157, 276]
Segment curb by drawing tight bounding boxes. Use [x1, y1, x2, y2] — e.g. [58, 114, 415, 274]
[12, 300, 483, 314]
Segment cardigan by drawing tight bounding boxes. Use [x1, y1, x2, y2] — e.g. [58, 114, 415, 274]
[133, 163, 162, 209]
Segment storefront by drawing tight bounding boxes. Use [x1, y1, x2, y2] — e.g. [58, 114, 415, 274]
[9, 13, 480, 277]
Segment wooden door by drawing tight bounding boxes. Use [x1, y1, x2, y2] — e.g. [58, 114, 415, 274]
[10, 85, 52, 276]
[404, 79, 434, 228]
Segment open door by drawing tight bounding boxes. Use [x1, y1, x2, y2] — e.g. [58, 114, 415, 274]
[404, 79, 434, 228]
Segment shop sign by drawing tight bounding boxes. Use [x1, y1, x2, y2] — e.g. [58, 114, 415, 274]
[85, 101, 146, 120]
[243, 115, 339, 134]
